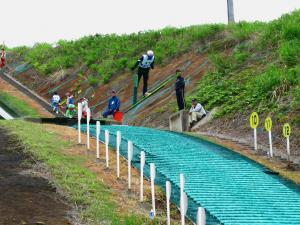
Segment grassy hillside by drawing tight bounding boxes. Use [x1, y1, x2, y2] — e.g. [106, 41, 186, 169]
[11, 25, 224, 83]
[0, 92, 40, 117]
[188, 10, 300, 128]
[10, 10, 300, 131]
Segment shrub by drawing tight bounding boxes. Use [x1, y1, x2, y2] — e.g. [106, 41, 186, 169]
[88, 75, 100, 86]
[280, 40, 300, 67]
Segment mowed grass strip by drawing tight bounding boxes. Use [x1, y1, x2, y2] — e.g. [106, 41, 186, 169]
[0, 92, 40, 118]
[0, 120, 155, 225]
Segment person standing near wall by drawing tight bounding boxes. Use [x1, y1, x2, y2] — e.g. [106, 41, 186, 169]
[131, 50, 155, 97]
[0, 48, 6, 68]
[51, 92, 61, 114]
[175, 69, 185, 111]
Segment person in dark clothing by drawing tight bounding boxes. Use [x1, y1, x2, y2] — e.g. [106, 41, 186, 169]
[175, 69, 185, 110]
[131, 50, 155, 96]
[102, 90, 121, 118]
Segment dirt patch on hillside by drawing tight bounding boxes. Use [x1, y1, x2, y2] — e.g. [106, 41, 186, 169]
[0, 78, 52, 117]
[0, 128, 72, 225]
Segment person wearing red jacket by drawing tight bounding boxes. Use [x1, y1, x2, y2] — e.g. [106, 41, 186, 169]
[0, 48, 6, 68]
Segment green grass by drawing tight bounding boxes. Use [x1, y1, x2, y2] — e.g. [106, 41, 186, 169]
[188, 10, 300, 129]
[0, 92, 40, 117]
[0, 120, 158, 225]
[11, 24, 224, 83]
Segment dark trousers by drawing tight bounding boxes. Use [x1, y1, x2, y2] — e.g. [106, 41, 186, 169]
[103, 109, 115, 118]
[138, 67, 150, 96]
[176, 90, 185, 110]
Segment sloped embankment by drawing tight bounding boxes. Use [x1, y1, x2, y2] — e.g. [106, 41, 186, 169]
[0, 128, 72, 225]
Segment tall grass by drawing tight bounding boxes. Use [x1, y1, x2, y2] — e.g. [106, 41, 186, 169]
[12, 24, 224, 83]
[188, 10, 300, 124]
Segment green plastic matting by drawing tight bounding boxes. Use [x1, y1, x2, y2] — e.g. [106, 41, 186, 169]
[76, 124, 300, 225]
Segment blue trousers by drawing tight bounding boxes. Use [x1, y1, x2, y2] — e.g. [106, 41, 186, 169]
[103, 109, 115, 118]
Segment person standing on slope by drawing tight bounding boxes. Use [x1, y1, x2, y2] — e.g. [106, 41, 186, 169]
[131, 50, 155, 97]
[0, 48, 6, 68]
[175, 69, 186, 111]
[65, 92, 76, 118]
[51, 92, 61, 114]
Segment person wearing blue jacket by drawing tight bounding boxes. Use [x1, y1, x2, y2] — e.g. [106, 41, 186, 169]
[102, 90, 121, 118]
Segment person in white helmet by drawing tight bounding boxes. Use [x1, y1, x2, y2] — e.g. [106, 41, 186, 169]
[131, 50, 155, 97]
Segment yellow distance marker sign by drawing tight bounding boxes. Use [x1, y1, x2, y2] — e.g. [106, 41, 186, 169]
[250, 112, 259, 129]
[283, 123, 291, 138]
[265, 117, 272, 131]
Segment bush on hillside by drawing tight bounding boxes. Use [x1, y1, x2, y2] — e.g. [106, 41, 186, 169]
[280, 40, 300, 67]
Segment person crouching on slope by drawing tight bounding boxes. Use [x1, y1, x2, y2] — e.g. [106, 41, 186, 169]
[131, 50, 155, 97]
[51, 92, 61, 114]
[0, 48, 6, 68]
[189, 99, 206, 128]
[102, 90, 121, 118]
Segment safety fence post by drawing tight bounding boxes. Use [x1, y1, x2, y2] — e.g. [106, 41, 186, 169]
[150, 163, 156, 216]
[250, 112, 259, 151]
[105, 130, 109, 167]
[197, 207, 206, 225]
[166, 180, 171, 225]
[283, 123, 291, 162]
[86, 108, 91, 150]
[77, 103, 82, 144]
[265, 117, 273, 157]
[181, 192, 188, 225]
[116, 131, 121, 177]
[128, 141, 133, 190]
[180, 173, 186, 225]
[96, 121, 100, 161]
[140, 151, 145, 202]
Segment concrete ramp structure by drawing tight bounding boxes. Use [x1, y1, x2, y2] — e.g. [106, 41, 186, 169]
[169, 110, 189, 132]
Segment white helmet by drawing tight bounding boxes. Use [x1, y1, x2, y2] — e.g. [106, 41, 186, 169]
[147, 50, 154, 56]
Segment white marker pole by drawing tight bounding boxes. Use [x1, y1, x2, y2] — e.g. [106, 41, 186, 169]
[96, 121, 100, 160]
[254, 128, 257, 151]
[287, 136, 290, 160]
[268, 130, 273, 158]
[86, 108, 91, 150]
[128, 141, 133, 190]
[150, 163, 156, 216]
[166, 181, 171, 225]
[197, 207, 206, 225]
[180, 173, 185, 225]
[181, 192, 188, 225]
[77, 103, 82, 144]
[105, 130, 109, 167]
[140, 151, 145, 202]
[116, 131, 121, 177]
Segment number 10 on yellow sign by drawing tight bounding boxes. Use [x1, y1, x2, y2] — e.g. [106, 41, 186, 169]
[250, 112, 259, 151]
